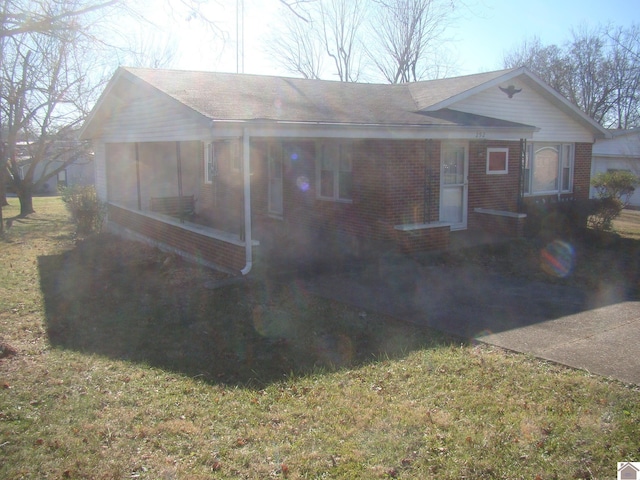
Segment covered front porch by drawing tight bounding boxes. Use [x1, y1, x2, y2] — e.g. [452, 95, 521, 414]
[99, 129, 539, 275]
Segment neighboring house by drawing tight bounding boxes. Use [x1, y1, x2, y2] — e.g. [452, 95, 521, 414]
[13, 139, 94, 194]
[591, 128, 640, 208]
[80, 66, 608, 274]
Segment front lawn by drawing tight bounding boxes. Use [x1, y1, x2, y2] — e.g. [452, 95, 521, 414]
[1, 197, 638, 479]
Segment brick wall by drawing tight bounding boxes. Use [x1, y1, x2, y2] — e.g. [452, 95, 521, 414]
[383, 139, 440, 228]
[109, 205, 246, 272]
[249, 138, 448, 258]
[467, 140, 522, 212]
[467, 140, 524, 236]
[394, 226, 450, 254]
[573, 142, 593, 201]
[105, 138, 595, 269]
[472, 211, 526, 237]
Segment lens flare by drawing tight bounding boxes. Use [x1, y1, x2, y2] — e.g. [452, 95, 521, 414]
[252, 306, 295, 339]
[296, 175, 310, 192]
[314, 333, 354, 367]
[540, 240, 575, 278]
[473, 329, 493, 345]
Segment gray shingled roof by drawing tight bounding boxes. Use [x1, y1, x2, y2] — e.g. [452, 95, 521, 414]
[123, 67, 531, 129]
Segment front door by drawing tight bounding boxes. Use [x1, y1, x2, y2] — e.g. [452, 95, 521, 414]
[440, 141, 468, 230]
[268, 144, 283, 217]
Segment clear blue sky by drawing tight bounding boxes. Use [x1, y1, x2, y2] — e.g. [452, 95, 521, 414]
[452, 0, 640, 74]
[169, 0, 640, 78]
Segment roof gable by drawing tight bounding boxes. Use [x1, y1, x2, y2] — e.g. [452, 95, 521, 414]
[407, 69, 517, 110]
[81, 66, 606, 141]
[414, 67, 608, 140]
[81, 69, 213, 142]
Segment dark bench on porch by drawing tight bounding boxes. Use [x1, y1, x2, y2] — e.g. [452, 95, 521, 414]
[150, 195, 195, 218]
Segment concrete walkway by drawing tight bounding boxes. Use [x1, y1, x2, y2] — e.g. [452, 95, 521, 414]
[300, 258, 640, 385]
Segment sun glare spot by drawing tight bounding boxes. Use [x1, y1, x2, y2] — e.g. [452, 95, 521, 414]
[315, 333, 354, 366]
[540, 240, 575, 278]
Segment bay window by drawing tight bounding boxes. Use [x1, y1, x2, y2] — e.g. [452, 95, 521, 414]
[524, 143, 574, 195]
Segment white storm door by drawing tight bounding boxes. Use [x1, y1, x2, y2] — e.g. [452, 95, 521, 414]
[440, 141, 468, 230]
[268, 144, 283, 217]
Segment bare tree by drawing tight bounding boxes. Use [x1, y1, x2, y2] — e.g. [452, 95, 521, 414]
[503, 37, 568, 93]
[0, 0, 234, 232]
[278, 0, 315, 22]
[266, 0, 459, 83]
[2, 27, 92, 216]
[565, 26, 613, 125]
[0, 0, 126, 232]
[264, 5, 324, 79]
[0, 0, 121, 39]
[503, 24, 640, 129]
[265, 0, 367, 81]
[120, 30, 178, 69]
[319, 0, 367, 82]
[368, 0, 456, 83]
[607, 24, 640, 129]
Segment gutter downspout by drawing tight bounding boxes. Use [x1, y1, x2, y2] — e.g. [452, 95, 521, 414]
[241, 128, 253, 275]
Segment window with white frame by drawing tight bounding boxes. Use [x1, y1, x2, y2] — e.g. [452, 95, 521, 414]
[317, 141, 353, 201]
[487, 148, 508, 174]
[203, 142, 218, 184]
[524, 143, 574, 195]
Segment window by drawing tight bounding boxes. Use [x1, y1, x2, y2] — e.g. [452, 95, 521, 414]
[230, 142, 242, 173]
[317, 141, 353, 201]
[204, 142, 218, 184]
[487, 148, 508, 174]
[524, 143, 574, 195]
[561, 144, 572, 191]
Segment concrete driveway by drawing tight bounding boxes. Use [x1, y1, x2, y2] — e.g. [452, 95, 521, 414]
[299, 257, 640, 385]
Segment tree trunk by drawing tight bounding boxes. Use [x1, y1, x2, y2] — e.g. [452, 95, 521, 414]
[0, 169, 8, 207]
[17, 186, 35, 217]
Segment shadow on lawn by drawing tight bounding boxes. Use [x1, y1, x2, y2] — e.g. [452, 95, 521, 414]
[38, 234, 450, 388]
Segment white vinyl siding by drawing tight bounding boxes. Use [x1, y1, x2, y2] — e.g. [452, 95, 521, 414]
[99, 91, 210, 143]
[453, 80, 595, 143]
[591, 156, 640, 207]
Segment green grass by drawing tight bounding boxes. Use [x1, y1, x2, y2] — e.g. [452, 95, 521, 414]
[1, 197, 639, 479]
[613, 209, 640, 240]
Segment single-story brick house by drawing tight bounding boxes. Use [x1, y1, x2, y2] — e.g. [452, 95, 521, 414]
[591, 128, 640, 208]
[80, 66, 609, 274]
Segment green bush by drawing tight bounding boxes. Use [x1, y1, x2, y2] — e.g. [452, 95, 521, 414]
[522, 199, 599, 239]
[59, 185, 106, 236]
[589, 170, 639, 231]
